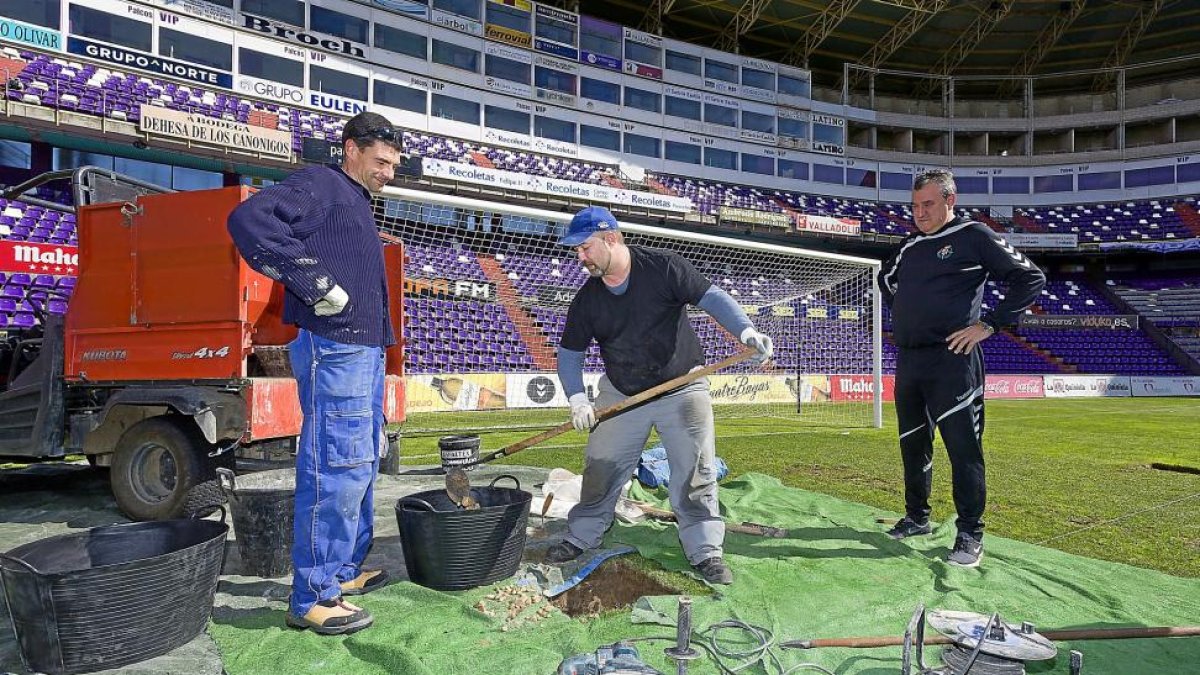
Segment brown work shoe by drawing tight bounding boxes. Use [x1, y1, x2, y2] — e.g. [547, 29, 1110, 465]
[285, 598, 374, 635]
[340, 569, 390, 596]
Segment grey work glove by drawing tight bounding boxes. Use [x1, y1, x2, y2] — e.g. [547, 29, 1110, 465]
[740, 327, 774, 364]
[312, 284, 349, 316]
[568, 392, 596, 431]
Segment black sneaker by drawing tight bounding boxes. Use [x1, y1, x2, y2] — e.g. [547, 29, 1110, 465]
[544, 540, 584, 564]
[692, 557, 733, 585]
[886, 516, 932, 540]
[947, 533, 983, 567]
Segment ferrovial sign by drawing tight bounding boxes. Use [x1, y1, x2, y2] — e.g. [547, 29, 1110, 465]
[139, 105, 292, 159]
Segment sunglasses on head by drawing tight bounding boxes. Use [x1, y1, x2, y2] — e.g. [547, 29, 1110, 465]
[352, 126, 403, 145]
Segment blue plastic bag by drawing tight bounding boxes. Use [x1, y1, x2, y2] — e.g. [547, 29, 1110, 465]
[635, 444, 729, 488]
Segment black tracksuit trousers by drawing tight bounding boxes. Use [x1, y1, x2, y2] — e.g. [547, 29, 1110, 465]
[894, 345, 987, 537]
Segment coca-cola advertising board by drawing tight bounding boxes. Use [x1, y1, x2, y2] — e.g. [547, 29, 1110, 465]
[829, 375, 895, 402]
[984, 376, 1045, 399]
[0, 240, 79, 275]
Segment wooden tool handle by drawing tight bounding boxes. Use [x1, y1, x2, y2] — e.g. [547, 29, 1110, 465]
[476, 348, 758, 465]
[628, 500, 788, 538]
[783, 625, 1200, 650]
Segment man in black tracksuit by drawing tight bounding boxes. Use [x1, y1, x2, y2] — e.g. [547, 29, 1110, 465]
[878, 169, 1045, 567]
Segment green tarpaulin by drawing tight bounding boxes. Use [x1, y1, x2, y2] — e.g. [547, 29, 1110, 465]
[209, 473, 1200, 674]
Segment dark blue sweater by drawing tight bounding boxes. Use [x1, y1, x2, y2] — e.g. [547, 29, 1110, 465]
[227, 165, 395, 347]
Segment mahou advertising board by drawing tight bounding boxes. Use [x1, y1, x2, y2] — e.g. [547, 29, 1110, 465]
[0, 241, 79, 275]
[828, 374, 895, 402]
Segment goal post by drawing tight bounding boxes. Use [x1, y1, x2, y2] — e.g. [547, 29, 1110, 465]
[377, 185, 884, 430]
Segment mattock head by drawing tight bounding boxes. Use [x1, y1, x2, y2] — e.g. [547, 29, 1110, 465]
[445, 467, 479, 509]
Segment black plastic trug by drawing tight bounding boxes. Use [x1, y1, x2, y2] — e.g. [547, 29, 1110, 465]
[396, 474, 530, 591]
[0, 517, 228, 675]
[219, 468, 295, 578]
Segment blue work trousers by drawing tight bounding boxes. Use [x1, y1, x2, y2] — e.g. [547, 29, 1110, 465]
[288, 329, 385, 617]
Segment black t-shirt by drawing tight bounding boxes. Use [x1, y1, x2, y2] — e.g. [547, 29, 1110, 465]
[560, 246, 711, 396]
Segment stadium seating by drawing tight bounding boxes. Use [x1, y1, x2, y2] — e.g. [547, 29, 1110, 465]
[1109, 274, 1200, 328]
[1019, 328, 1185, 375]
[8, 49, 1200, 245]
[1107, 273, 1200, 364]
[1017, 199, 1199, 243]
[4, 53, 1197, 377]
[0, 197, 78, 246]
[0, 197, 1187, 377]
[0, 197, 76, 326]
[1034, 276, 1121, 315]
[403, 297, 535, 373]
[1017, 275, 1187, 375]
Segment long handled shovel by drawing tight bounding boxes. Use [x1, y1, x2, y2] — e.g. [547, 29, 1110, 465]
[445, 348, 759, 508]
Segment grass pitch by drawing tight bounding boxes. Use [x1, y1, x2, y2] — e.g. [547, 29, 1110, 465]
[399, 397, 1200, 577]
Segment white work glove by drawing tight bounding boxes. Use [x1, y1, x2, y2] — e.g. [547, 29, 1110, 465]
[740, 327, 774, 365]
[568, 392, 597, 432]
[312, 285, 349, 317]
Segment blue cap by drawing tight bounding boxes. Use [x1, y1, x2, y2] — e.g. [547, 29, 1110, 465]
[559, 206, 619, 247]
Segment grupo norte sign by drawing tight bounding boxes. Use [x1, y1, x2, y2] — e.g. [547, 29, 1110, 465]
[139, 106, 292, 159]
[68, 37, 231, 87]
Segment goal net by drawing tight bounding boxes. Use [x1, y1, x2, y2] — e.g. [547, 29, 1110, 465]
[375, 186, 883, 430]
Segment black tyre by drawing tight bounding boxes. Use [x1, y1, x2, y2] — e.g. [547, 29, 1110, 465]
[110, 417, 229, 521]
[181, 468, 231, 518]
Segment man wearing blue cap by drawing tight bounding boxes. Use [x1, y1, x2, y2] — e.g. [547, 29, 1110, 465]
[544, 206, 773, 584]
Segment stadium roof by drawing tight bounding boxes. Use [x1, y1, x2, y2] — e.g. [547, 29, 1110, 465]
[578, 0, 1200, 97]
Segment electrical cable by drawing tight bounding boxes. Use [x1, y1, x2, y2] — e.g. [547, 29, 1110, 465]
[628, 618, 837, 675]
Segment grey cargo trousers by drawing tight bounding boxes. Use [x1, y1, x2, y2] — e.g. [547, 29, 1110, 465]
[563, 375, 724, 565]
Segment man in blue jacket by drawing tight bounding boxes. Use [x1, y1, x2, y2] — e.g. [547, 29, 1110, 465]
[228, 112, 403, 634]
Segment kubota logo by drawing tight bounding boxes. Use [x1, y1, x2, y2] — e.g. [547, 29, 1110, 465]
[81, 349, 127, 361]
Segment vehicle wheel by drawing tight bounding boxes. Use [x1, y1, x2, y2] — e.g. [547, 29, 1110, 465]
[111, 417, 226, 521]
[182, 453, 235, 518]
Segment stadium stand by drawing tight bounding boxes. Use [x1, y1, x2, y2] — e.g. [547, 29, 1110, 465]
[1110, 274, 1200, 328]
[2, 37, 1198, 384]
[1017, 199, 1199, 242]
[0, 188, 1187, 377]
[6, 48, 1199, 246]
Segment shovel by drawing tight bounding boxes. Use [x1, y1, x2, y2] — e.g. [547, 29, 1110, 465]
[445, 348, 759, 508]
